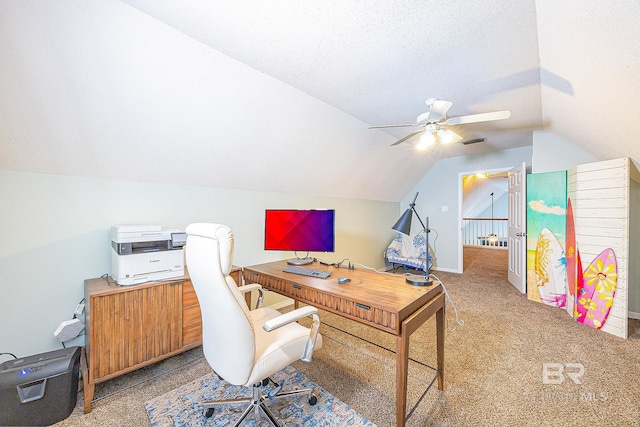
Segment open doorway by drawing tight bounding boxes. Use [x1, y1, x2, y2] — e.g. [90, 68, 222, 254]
[458, 167, 510, 276]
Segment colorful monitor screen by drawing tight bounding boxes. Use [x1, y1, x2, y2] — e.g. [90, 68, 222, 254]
[264, 209, 335, 252]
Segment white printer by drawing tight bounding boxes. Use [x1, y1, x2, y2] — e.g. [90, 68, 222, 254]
[111, 225, 186, 286]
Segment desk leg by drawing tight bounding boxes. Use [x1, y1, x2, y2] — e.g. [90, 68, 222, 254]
[396, 330, 410, 427]
[396, 293, 446, 426]
[436, 304, 445, 390]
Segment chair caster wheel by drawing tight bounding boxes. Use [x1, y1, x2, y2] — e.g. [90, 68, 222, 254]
[204, 407, 215, 418]
[308, 394, 318, 406]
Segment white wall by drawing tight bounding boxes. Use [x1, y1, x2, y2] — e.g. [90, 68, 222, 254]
[0, 0, 423, 202]
[399, 146, 533, 273]
[475, 192, 508, 219]
[0, 170, 399, 357]
[532, 130, 598, 173]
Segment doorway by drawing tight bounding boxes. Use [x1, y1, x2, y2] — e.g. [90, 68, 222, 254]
[458, 167, 510, 275]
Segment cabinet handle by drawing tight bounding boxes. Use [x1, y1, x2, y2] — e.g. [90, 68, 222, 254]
[292, 284, 302, 289]
[356, 303, 370, 310]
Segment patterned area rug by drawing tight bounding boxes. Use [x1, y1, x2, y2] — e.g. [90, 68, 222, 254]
[145, 365, 376, 426]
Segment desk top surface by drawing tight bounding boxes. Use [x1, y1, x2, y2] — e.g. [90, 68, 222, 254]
[244, 260, 442, 320]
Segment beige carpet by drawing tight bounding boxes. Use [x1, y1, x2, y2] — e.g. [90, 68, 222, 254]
[56, 246, 640, 426]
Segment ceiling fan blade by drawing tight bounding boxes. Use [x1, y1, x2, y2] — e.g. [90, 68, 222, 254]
[391, 130, 423, 146]
[427, 100, 453, 123]
[369, 123, 416, 129]
[462, 137, 486, 145]
[444, 110, 511, 126]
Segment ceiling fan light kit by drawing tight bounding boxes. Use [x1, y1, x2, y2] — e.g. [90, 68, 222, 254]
[436, 128, 462, 145]
[416, 127, 462, 150]
[417, 132, 436, 150]
[370, 98, 511, 149]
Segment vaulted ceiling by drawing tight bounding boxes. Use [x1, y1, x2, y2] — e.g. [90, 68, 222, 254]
[1, 1, 639, 202]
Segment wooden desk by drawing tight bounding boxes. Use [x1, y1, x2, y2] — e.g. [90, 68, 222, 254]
[82, 267, 242, 413]
[243, 260, 445, 427]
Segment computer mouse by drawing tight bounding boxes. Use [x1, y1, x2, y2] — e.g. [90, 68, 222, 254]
[338, 277, 351, 284]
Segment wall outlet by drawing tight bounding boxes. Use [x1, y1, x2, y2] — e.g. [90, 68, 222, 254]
[74, 303, 85, 316]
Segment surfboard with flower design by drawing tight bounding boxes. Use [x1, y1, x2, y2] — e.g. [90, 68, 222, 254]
[534, 227, 566, 308]
[574, 248, 617, 329]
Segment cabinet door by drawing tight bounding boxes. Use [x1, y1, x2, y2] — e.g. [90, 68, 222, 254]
[182, 280, 202, 346]
[89, 282, 182, 382]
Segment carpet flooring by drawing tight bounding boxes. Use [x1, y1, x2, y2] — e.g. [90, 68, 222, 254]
[55, 246, 640, 426]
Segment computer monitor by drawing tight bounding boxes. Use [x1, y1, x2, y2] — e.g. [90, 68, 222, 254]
[264, 209, 335, 265]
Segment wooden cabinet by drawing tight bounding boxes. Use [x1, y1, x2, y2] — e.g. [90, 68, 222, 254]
[182, 279, 204, 347]
[82, 267, 241, 413]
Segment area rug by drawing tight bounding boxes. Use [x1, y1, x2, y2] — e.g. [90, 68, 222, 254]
[145, 365, 376, 426]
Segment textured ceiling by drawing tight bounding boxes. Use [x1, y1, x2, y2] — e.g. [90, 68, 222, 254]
[1, 1, 639, 201]
[121, 0, 543, 151]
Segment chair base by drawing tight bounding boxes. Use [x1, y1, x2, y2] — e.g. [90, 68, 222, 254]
[201, 381, 317, 427]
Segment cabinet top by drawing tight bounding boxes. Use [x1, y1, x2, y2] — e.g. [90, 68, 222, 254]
[84, 265, 241, 296]
[84, 273, 189, 296]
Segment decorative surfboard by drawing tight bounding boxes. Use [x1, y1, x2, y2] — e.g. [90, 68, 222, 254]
[575, 248, 618, 329]
[565, 199, 577, 316]
[565, 199, 577, 298]
[534, 227, 567, 308]
[573, 250, 583, 320]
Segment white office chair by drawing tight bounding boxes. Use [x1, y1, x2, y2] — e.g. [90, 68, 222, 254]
[185, 223, 322, 426]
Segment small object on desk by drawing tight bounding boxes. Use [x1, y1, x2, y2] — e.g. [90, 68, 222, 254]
[338, 277, 351, 284]
[283, 265, 332, 279]
[405, 275, 433, 286]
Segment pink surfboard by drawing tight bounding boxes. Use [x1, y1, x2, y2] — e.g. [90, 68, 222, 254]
[575, 248, 617, 329]
[565, 199, 577, 298]
[573, 251, 583, 320]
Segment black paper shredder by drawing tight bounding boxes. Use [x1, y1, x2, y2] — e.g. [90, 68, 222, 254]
[0, 346, 81, 426]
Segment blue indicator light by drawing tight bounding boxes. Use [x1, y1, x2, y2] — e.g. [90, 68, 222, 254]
[19, 368, 29, 377]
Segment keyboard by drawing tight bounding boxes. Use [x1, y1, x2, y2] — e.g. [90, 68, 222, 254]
[283, 266, 332, 279]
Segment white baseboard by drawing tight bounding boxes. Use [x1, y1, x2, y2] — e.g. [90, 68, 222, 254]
[431, 266, 461, 274]
[629, 311, 640, 320]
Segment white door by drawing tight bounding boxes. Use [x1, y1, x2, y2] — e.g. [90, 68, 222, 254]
[508, 162, 527, 293]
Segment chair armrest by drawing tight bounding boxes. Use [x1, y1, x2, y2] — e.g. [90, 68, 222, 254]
[263, 306, 321, 362]
[263, 305, 317, 331]
[237, 283, 264, 309]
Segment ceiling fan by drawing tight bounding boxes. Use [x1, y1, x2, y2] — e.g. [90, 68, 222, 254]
[369, 98, 511, 149]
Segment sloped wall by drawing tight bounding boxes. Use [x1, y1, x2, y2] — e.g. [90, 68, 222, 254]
[0, 169, 399, 357]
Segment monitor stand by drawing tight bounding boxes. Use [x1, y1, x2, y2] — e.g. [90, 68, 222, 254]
[287, 252, 313, 266]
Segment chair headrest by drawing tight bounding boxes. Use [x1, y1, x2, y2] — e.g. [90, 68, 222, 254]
[185, 223, 234, 275]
